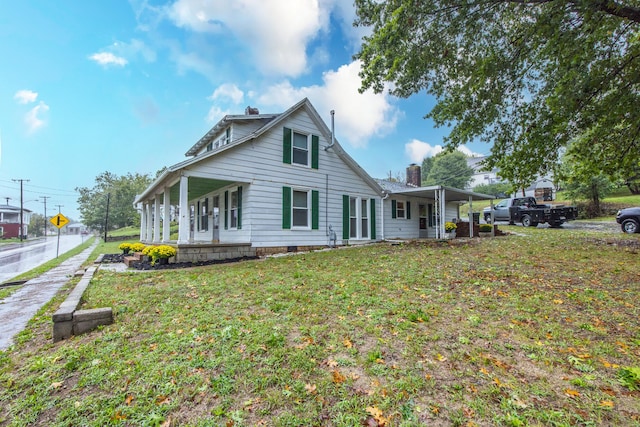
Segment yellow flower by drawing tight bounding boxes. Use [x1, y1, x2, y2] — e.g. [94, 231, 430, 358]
[445, 221, 457, 232]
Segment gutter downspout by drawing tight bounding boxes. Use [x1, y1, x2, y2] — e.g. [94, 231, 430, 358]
[325, 110, 335, 151]
[380, 192, 389, 241]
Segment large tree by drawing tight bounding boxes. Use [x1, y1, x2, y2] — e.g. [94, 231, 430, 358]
[355, 0, 640, 187]
[423, 151, 475, 188]
[76, 172, 152, 232]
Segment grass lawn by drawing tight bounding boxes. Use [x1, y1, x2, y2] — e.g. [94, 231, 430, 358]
[0, 228, 639, 426]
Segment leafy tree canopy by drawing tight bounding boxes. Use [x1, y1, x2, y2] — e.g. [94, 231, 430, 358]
[423, 150, 475, 188]
[355, 0, 640, 187]
[76, 172, 152, 232]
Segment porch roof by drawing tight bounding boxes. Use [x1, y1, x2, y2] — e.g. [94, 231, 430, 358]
[376, 180, 495, 202]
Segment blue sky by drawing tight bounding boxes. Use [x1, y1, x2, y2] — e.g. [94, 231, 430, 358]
[0, 0, 488, 220]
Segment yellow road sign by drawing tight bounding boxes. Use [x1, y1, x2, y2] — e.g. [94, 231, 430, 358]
[50, 213, 69, 229]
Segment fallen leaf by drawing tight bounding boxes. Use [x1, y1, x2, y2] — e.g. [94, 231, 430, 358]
[343, 338, 353, 348]
[125, 394, 134, 405]
[332, 370, 346, 384]
[564, 388, 580, 398]
[51, 382, 63, 389]
[365, 406, 388, 426]
[156, 395, 170, 405]
[305, 383, 317, 394]
[600, 400, 615, 408]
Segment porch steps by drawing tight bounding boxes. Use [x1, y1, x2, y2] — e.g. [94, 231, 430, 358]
[123, 252, 144, 267]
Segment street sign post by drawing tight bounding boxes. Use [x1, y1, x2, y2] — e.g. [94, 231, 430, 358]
[49, 213, 69, 257]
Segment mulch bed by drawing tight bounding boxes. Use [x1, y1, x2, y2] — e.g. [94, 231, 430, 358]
[100, 253, 258, 270]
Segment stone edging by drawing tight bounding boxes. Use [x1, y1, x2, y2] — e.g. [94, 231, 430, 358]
[52, 264, 113, 342]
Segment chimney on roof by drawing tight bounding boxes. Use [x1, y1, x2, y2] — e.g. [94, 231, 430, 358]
[245, 106, 259, 115]
[406, 164, 421, 187]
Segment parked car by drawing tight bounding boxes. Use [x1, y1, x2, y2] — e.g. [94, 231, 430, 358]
[616, 207, 640, 234]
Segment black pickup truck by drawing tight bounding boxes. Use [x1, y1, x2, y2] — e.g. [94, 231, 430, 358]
[483, 197, 578, 228]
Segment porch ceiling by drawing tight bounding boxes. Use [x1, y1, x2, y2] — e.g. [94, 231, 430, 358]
[168, 177, 236, 204]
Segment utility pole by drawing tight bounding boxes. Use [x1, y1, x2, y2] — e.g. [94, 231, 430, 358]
[12, 179, 29, 242]
[55, 204, 63, 214]
[41, 196, 50, 238]
[104, 193, 110, 242]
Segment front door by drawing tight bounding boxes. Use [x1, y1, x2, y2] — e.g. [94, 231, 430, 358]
[419, 204, 428, 238]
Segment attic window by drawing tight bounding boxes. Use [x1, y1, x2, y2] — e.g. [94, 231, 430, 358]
[292, 132, 309, 166]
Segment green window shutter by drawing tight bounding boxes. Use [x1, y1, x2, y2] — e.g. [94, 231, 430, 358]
[312, 190, 319, 230]
[282, 186, 291, 229]
[342, 195, 350, 240]
[311, 135, 319, 169]
[283, 127, 292, 164]
[391, 200, 397, 219]
[237, 186, 243, 230]
[407, 201, 411, 219]
[370, 199, 376, 240]
[224, 191, 229, 230]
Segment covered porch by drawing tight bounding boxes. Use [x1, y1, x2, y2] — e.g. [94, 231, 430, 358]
[135, 168, 250, 261]
[386, 185, 494, 239]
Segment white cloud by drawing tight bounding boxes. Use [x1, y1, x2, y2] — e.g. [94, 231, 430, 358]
[14, 90, 38, 104]
[405, 139, 485, 163]
[24, 101, 50, 134]
[168, 0, 327, 77]
[405, 139, 444, 163]
[255, 61, 398, 148]
[89, 52, 128, 67]
[206, 105, 230, 123]
[113, 39, 157, 63]
[210, 83, 244, 105]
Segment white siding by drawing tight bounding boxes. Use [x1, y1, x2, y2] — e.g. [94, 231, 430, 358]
[184, 108, 381, 247]
[383, 196, 460, 239]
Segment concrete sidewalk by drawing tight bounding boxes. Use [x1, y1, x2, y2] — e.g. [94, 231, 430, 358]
[0, 240, 99, 351]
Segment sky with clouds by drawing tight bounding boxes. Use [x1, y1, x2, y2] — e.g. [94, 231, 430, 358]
[0, 0, 488, 220]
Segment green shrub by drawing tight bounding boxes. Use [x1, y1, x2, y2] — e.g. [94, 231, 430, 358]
[479, 224, 493, 232]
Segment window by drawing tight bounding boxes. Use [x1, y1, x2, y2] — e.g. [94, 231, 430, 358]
[349, 198, 357, 238]
[224, 187, 242, 230]
[282, 187, 318, 230]
[292, 132, 309, 166]
[198, 198, 209, 231]
[396, 201, 406, 219]
[283, 127, 319, 169]
[344, 196, 373, 240]
[230, 190, 238, 229]
[293, 190, 309, 228]
[361, 199, 369, 239]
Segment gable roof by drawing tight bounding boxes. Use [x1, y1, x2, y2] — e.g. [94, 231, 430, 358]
[135, 98, 384, 203]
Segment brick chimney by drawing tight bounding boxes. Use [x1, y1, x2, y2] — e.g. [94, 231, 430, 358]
[406, 164, 421, 187]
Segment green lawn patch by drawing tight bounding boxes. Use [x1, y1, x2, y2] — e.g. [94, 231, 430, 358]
[0, 229, 639, 426]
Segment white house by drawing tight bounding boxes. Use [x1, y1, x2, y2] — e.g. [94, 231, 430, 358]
[134, 98, 493, 262]
[0, 204, 32, 239]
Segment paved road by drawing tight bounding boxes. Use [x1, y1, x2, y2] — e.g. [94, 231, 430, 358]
[0, 235, 90, 284]
[0, 239, 99, 351]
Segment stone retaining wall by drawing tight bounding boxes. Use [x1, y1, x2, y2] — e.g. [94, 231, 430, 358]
[52, 265, 113, 342]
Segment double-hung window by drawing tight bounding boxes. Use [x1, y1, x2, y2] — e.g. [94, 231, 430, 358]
[344, 196, 374, 240]
[292, 190, 310, 228]
[292, 132, 309, 166]
[230, 190, 238, 229]
[283, 127, 319, 169]
[396, 201, 406, 219]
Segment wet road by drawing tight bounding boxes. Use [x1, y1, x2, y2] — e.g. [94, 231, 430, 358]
[0, 235, 90, 284]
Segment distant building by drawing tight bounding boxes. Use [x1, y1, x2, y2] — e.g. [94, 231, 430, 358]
[0, 204, 32, 239]
[466, 156, 503, 189]
[67, 223, 89, 235]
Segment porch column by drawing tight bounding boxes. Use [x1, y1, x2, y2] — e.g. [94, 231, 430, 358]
[439, 188, 446, 238]
[162, 187, 171, 242]
[146, 202, 153, 243]
[153, 193, 161, 243]
[177, 175, 190, 244]
[468, 196, 473, 238]
[140, 202, 147, 241]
